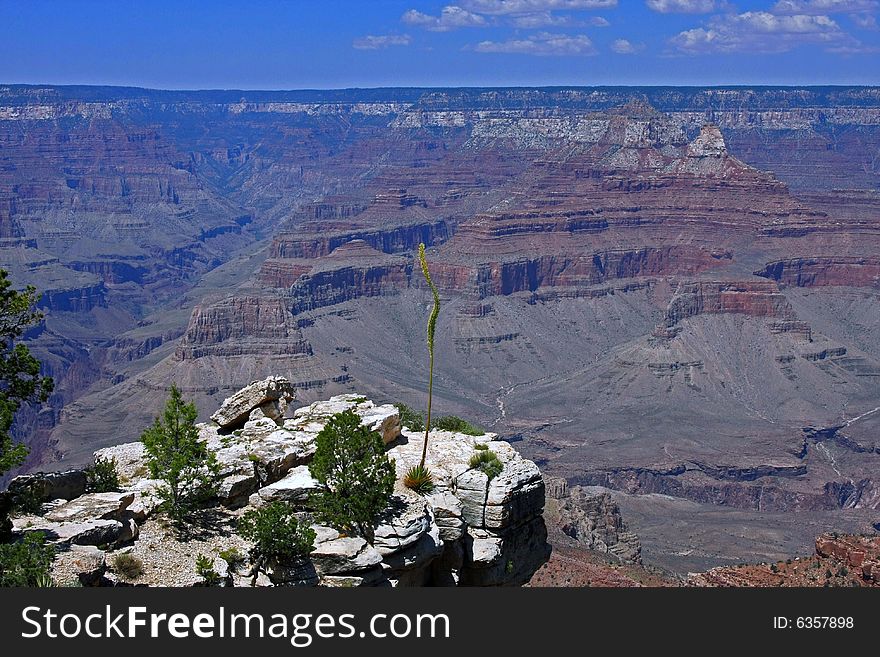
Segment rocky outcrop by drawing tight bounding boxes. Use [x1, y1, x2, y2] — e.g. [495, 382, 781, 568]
[6, 379, 547, 587]
[7, 469, 87, 502]
[555, 486, 642, 565]
[756, 257, 880, 289]
[657, 280, 794, 333]
[815, 533, 880, 583]
[269, 220, 449, 260]
[210, 375, 295, 430]
[287, 242, 412, 313]
[689, 533, 880, 587]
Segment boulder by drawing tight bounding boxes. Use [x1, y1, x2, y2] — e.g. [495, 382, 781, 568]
[8, 470, 87, 502]
[248, 466, 319, 508]
[266, 558, 319, 587]
[373, 492, 434, 555]
[18, 518, 128, 548]
[311, 536, 383, 575]
[44, 492, 135, 523]
[287, 394, 401, 444]
[426, 491, 465, 542]
[125, 481, 162, 522]
[93, 442, 148, 483]
[211, 376, 295, 430]
[217, 473, 259, 509]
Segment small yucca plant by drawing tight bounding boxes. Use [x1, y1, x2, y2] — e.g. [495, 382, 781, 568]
[403, 463, 435, 494]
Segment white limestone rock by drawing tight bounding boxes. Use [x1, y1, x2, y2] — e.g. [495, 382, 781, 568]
[311, 536, 383, 575]
[210, 376, 295, 430]
[248, 465, 319, 507]
[44, 492, 135, 523]
[94, 442, 148, 483]
[287, 394, 401, 444]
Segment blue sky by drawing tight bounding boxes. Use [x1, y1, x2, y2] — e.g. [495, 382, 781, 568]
[0, 0, 877, 88]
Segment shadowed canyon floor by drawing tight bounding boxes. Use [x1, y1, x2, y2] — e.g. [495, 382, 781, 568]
[3, 85, 880, 574]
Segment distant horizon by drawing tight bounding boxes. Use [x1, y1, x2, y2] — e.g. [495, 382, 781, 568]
[4, 82, 880, 93]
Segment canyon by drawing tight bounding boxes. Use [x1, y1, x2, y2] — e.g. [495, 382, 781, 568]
[2, 85, 879, 574]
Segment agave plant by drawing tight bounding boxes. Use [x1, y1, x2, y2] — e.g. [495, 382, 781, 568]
[404, 243, 440, 494]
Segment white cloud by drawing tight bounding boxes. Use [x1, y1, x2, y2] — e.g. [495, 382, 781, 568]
[474, 31, 597, 54]
[611, 38, 645, 53]
[461, 0, 616, 15]
[512, 11, 574, 26]
[850, 12, 878, 27]
[645, 0, 720, 13]
[352, 34, 412, 50]
[771, 0, 878, 15]
[402, 6, 487, 31]
[669, 11, 860, 53]
[511, 11, 611, 26]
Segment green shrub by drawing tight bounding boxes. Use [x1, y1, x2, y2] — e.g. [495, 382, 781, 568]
[11, 484, 43, 516]
[435, 415, 484, 436]
[0, 533, 55, 587]
[112, 553, 144, 580]
[0, 269, 54, 478]
[195, 554, 222, 586]
[469, 449, 504, 481]
[218, 547, 244, 566]
[239, 502, 316, 562]
[84, 456, 120, 493]
[770, 563, 779, 573]
[474, 442, 488, 450]
[395, 403, 424, 432]
[309, 410, 395, 542]
[403, 463, 434, 494]
[141, 385, 220, 526]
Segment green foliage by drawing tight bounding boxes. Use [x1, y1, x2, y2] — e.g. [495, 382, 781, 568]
[11, 484, 43, 516]
[141, 385, 220, 525]
[195, 554, 222, 586]
[218, 547, 244, 566]
[824, 569, 833, 579]
[395, 403, 425, 432]
[417, 243, 440, 470]
[469, 449, 504, 481]
[435, 415, 484, 436]
[0, 533, 55, 586]
[238, 501, 316, 562]
[84, 456, 120, 493]
[112, 552, 144, 580]
[770, 563, 779, 573]
[474, 442, 488, 450]
[403, 463, 435, 494]
[35, 572, 55, 587]
[308, 410, 395, 542]
[0, 269, 54, 476]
